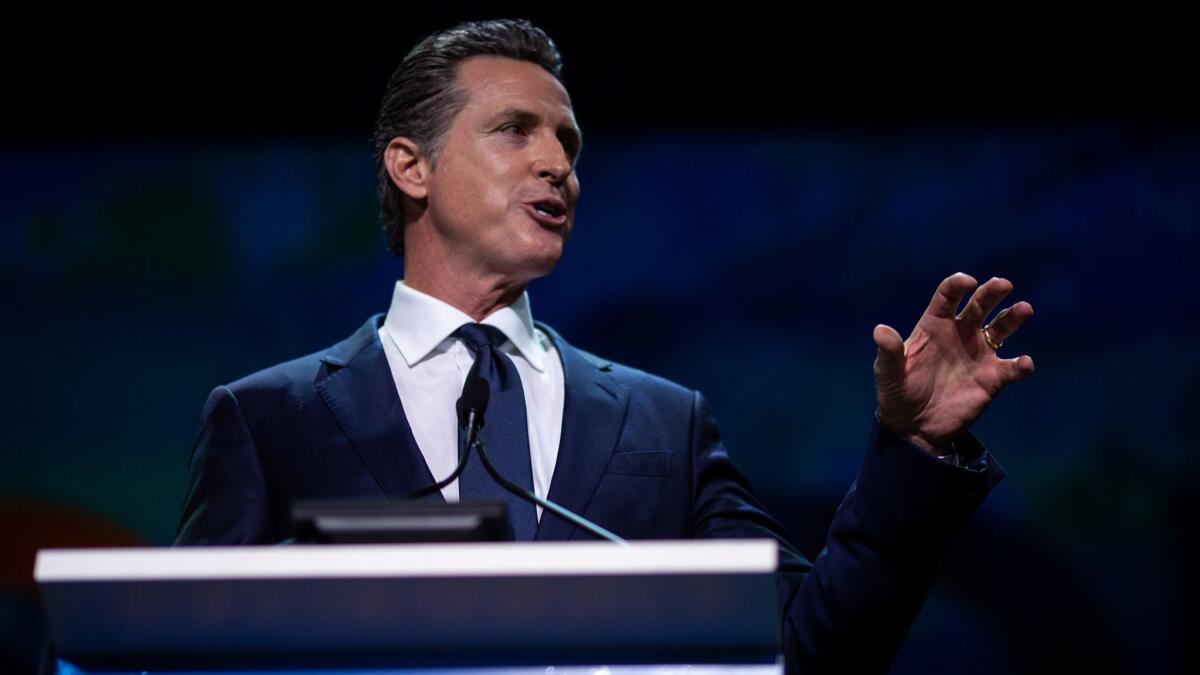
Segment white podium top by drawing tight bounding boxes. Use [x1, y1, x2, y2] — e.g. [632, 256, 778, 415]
[36, 539, 778, 581]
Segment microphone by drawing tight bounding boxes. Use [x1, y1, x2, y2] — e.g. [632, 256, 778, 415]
[405, 376, 489, 499]
[457, 374, 489, 453]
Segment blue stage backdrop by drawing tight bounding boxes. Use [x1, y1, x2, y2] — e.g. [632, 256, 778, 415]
[1, 126, 1196, 674]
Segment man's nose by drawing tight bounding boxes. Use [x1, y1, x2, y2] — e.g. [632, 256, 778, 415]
[533, 135, 572, 185]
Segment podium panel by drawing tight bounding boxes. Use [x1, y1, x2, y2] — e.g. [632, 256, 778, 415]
[37, 540, 782, 673]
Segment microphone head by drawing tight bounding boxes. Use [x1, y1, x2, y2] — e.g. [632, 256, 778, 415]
[456, 375, 490, 428]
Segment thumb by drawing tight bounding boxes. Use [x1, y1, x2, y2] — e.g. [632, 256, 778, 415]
[873, 324, 906, 384]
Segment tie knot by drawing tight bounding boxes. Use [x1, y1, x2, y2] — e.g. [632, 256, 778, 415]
[452, 323, 509, 353]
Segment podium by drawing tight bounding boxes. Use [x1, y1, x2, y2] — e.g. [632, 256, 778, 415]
[36, 540, 783, 673]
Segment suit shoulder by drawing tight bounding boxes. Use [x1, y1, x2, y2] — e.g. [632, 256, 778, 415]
[207, 348, 341, 430]
[224, 348, 329, 398]
[221, 315, 383, 402]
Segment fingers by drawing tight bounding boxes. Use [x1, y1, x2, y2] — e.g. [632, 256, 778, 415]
[996, 354, 1036, 383]
[983, 301, 1034, 344]
[957, 277, 1013, 327]
[872, 323, 906, 382]
[925, 272, 977, 319]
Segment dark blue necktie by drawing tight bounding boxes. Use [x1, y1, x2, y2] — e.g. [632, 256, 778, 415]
[453, 323, 536, 541]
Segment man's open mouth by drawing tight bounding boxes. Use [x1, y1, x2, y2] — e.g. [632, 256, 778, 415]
[525, 201, 567, 226]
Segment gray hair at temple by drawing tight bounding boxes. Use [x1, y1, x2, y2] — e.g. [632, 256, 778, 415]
[372, 18, 566, 257]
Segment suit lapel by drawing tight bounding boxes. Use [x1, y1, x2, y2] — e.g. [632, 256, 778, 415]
[315, 315, 444, 502]
[535, 323, 631, 541]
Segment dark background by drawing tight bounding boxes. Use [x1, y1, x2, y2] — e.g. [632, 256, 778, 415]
[2, 9, 1196, 674]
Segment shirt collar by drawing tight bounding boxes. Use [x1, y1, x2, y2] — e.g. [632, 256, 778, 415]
[382, 280, 547, 372]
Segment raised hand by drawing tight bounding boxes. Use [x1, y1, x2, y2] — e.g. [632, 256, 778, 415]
[872, 273, 1035, 454]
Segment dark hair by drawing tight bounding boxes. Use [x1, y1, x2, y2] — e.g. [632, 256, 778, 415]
[372, 18, 565, 257]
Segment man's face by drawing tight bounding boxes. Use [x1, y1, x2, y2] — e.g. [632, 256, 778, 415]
[421, 55, 582, 283]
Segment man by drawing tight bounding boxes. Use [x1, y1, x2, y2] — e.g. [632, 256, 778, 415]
[175, 18, 1035, 673]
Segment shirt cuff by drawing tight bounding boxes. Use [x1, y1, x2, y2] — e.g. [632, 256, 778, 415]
[932, 443, 988, 471]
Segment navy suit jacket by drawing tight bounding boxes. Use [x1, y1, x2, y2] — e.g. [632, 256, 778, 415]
[175, 314, 1005, 673]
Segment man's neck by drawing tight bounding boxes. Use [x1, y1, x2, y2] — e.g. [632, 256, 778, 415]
[401, 269, 527, 323]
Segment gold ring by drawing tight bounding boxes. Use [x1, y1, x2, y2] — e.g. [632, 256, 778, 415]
[982, 326, 1003, 351]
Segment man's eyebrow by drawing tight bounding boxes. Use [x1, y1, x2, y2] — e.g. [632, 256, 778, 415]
[488, 106, 583, 153]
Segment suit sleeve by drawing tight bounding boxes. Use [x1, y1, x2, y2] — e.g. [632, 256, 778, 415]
[688, 390, 1004, 675]
[173, 385, 271, 545]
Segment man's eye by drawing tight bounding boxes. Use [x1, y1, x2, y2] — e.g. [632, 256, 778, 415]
[501, 123, 527, 135]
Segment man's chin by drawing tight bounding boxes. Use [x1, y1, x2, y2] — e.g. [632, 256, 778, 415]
[526, 253, 563, 281]
[508, 248, 564, 284]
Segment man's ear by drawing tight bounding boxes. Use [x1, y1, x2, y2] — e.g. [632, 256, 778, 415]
[383, 137, 431, 200]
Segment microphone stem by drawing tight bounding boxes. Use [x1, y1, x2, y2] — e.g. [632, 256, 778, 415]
[405, 411, 477, 499]
[473, 438, 628, 546]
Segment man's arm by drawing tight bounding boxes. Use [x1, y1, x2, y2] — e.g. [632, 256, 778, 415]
[781, 414, 1003, 674]
[689, 391, 1003, 675]
[174, 385, 271, 545]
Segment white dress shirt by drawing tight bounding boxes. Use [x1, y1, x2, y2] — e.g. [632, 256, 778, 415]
[377, 281, 564, 520]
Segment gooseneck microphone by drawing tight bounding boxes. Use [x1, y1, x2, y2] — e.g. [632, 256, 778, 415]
[409, 375, 627, 545]
[404, 378, 490, 500]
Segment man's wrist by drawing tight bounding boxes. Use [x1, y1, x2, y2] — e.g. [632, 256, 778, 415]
[899, 429, 971, 467]
[903, 432, 952, 456]
[916, 434, 988, 470]
[875, 409, 974, 466]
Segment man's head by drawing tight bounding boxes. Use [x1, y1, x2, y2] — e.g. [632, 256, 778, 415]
[374, 18, 580, 280]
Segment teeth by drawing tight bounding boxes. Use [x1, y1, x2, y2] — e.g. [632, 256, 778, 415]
[534, 204, 555, 217]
